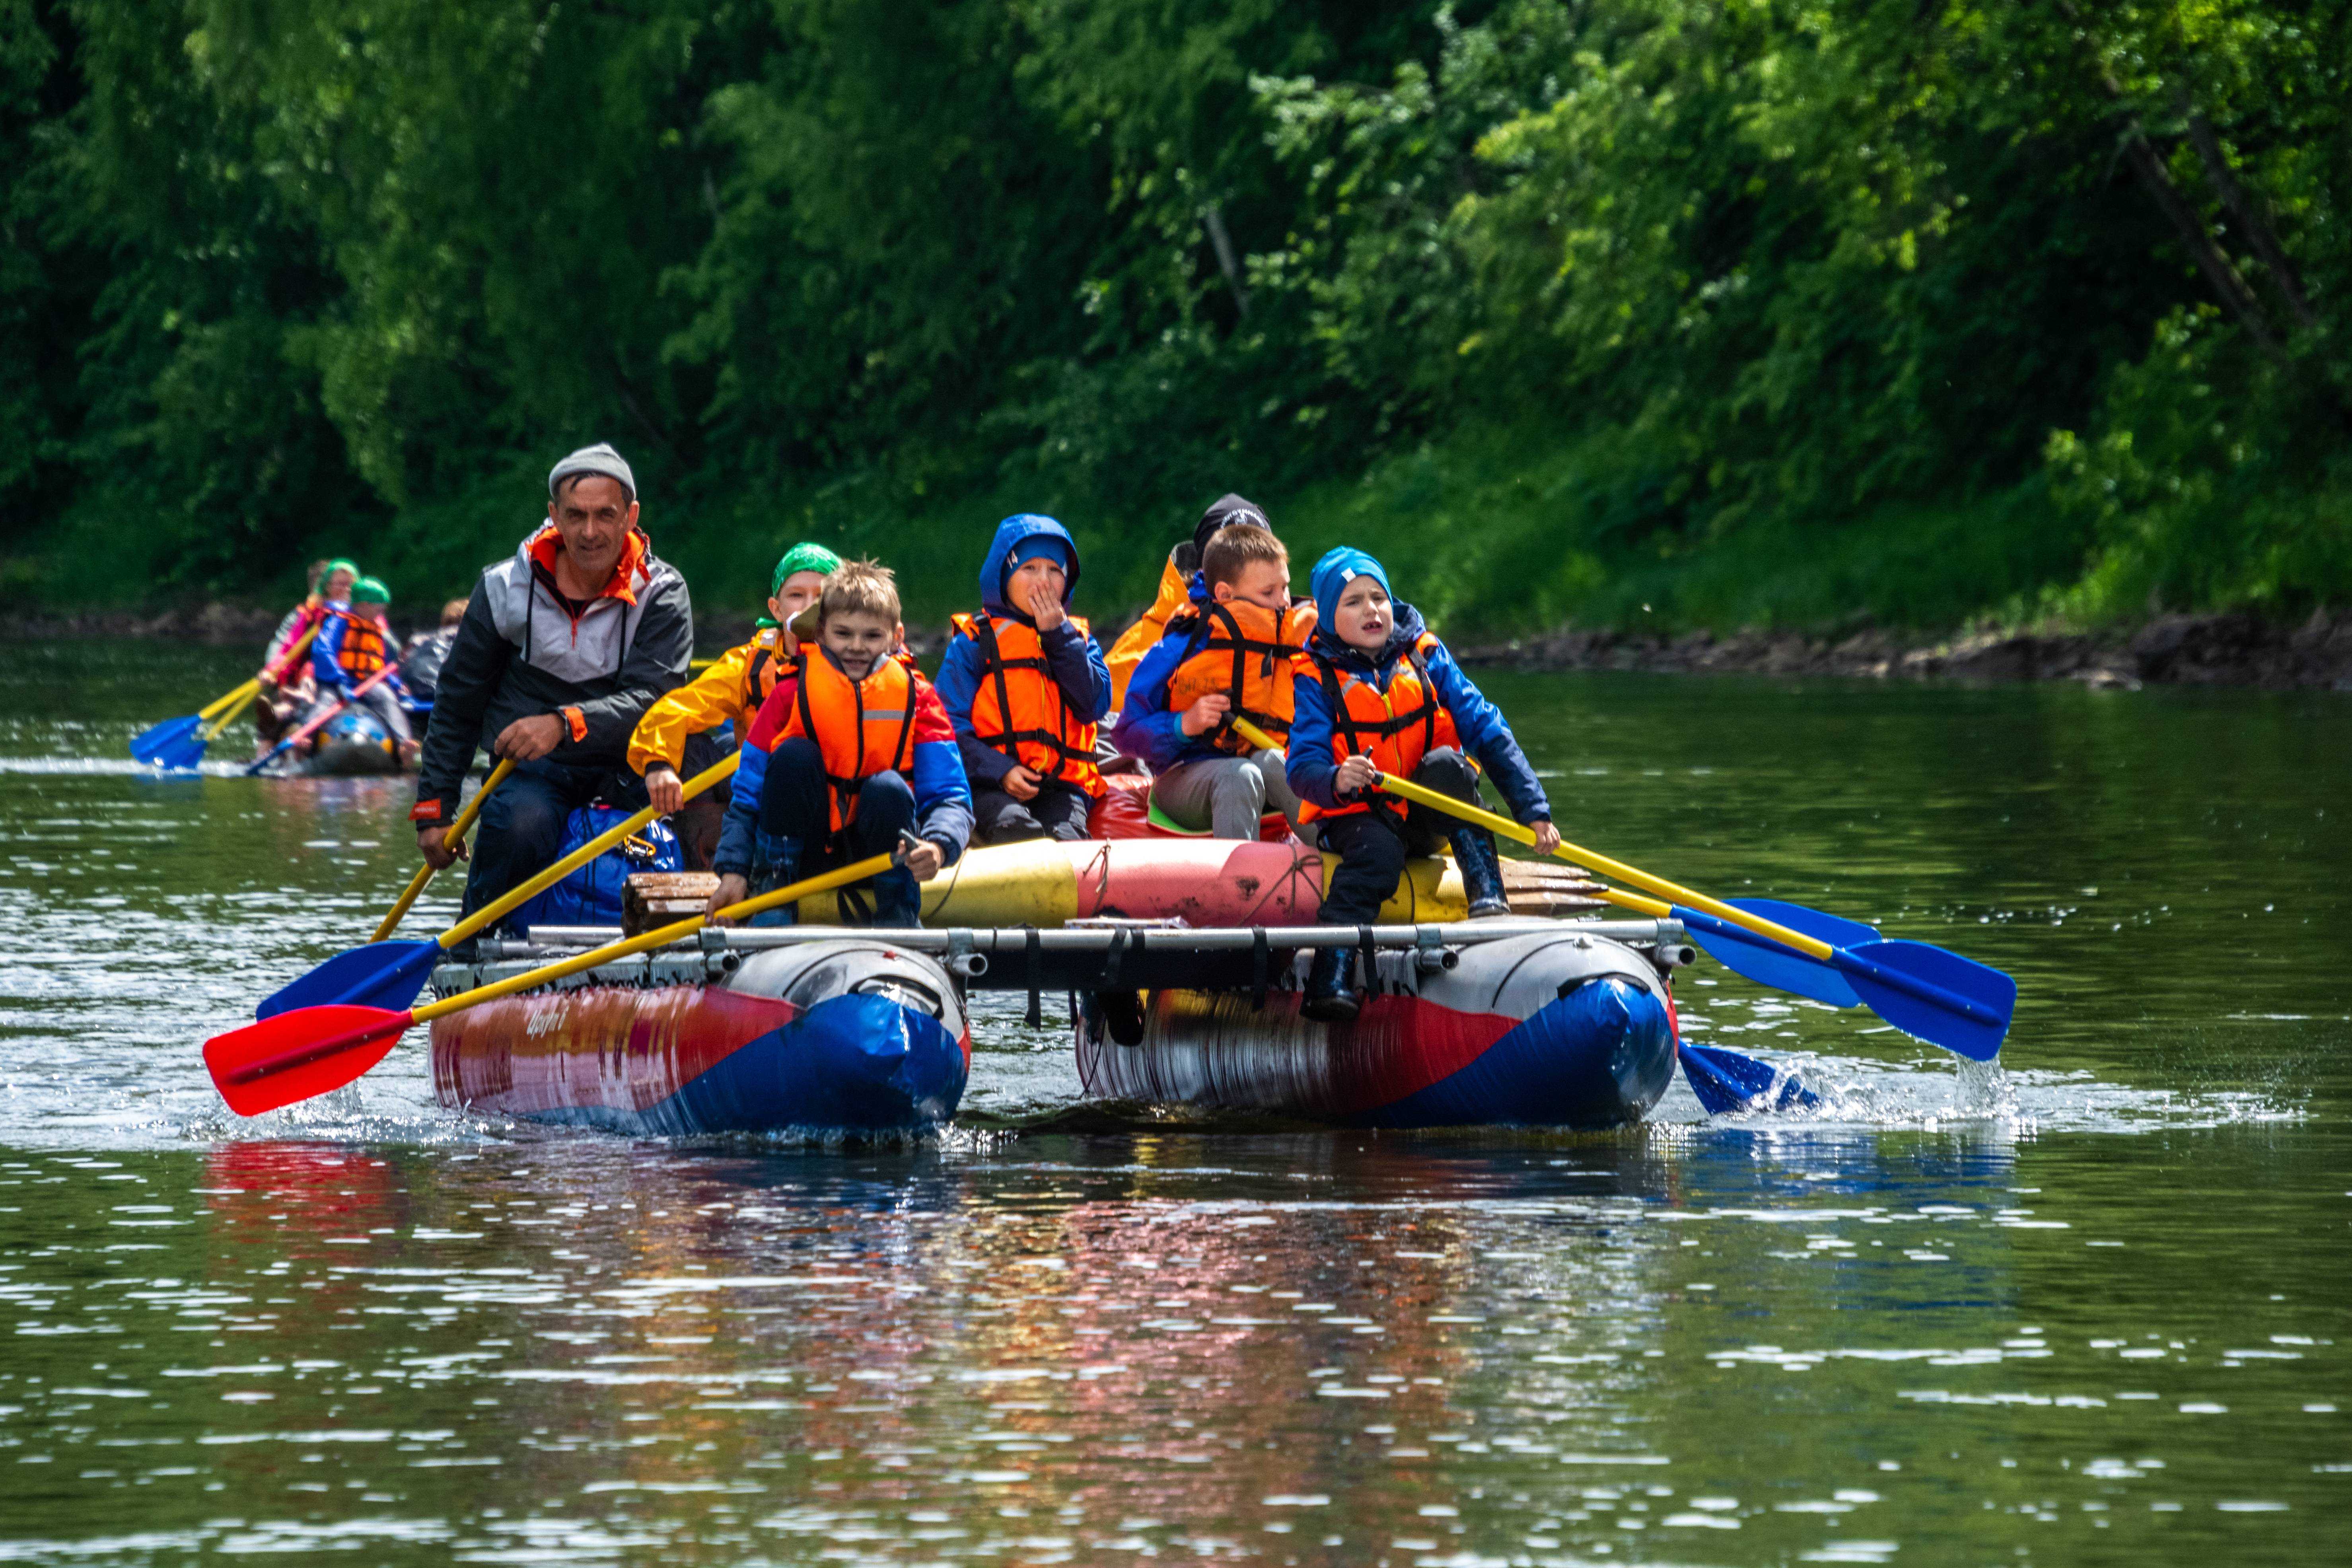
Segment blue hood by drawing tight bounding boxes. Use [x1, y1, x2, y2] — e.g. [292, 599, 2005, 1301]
[981, 514, 1080, 616]
[1304, 600, 1429, 673]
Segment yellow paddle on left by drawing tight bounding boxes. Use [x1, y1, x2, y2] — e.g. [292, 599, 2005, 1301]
[371, 758, 516, 941]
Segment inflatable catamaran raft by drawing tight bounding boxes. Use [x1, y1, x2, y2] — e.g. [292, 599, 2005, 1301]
[432, 907, 1689, 1134]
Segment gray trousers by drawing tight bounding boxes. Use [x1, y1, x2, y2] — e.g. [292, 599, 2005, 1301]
[1149, 747, 1304, 840]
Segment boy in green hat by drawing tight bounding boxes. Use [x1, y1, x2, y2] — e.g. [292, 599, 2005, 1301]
[627, 541, 842, 866]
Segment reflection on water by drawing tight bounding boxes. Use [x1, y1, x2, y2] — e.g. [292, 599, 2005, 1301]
[0, 639, 2346, 1564]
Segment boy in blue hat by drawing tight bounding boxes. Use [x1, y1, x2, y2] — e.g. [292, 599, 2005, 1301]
[1286, 547, 1562, 1022]
[936, 515, 1113, 844]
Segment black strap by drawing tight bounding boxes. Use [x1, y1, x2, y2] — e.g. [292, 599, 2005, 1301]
[1358, 925, 1379, 999]
[1251, 927, 1270, 1012]
[1023, 927, 1043, 1028]
[1102, 927, 1127, 990]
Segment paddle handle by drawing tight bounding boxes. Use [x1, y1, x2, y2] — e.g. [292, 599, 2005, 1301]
[259, 621, 325, 688]
[435, 751, 740, 950]
[1225, 715, 1839, 964]
[413, 850, 898, 1026]
[371, 758, 516, 942]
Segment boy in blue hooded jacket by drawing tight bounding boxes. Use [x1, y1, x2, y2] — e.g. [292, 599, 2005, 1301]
[935, 515, 1114, 844]
[1286, 547, 1563, 1021]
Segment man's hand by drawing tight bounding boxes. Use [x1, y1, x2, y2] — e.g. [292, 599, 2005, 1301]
[417, 825, 468, 871]
[645, 764, 684, 814]
[1529, 820, 1562, 857]
[902, 837, 945, 882]
[1179, 693, 1231, 737]
[1000, 764, 1042, 802]
[1020, 574, 1066, 633]
[494, 713, 564, 761]
[1334, 755, 1379, 797]
[707, 873, 750, 926]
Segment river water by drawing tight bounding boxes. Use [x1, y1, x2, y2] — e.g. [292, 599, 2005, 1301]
[0, 638, 2343, 1565]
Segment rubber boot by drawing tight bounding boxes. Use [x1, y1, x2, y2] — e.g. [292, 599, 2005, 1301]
[868, 864, 923, 928]
[1301, 945, 1360, 1024]
[1451, 825, 1511, 918]
[746, 831, 800, 929]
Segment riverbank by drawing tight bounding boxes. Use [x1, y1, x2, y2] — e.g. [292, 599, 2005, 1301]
[1456, 609, 2352, 692]
[10, 604, 2350, 691]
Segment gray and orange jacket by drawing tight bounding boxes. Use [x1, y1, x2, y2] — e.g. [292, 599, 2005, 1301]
[413, 522, 694, 828]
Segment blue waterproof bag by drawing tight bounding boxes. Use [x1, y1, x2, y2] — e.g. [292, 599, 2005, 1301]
[507, 803, 684, 932]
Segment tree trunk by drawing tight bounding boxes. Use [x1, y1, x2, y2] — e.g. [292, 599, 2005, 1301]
[2176, 94, 2321, 334]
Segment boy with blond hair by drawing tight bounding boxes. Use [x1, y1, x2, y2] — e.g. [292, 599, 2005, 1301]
[711, 561, 971, 927]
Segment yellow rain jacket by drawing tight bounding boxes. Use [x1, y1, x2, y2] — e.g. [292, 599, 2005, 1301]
[1106, 548, 1193, 712]
[626, 625, 791, 776]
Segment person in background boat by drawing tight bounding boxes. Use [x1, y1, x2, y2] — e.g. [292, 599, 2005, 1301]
[307, 576, 418, 763]
[710, 561, 970, 928]
[1105, 492, 1269, 713]
[936, 515, 1111, 845]
[412, 443, 694, 939]
[1109, 524, 1315, 839]
[1288, 547, 1561, 1022]
[399, 598, 471, 701]
[627, 541, 843, 868]
[257, 558, 354, 744]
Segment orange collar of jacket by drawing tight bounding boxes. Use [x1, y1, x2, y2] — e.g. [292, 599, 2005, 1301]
[525, 522, 648, 607]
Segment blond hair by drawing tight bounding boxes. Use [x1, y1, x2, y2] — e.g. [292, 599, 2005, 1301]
[1201, 524, 1288, 589]
[818, 559, 901, 628]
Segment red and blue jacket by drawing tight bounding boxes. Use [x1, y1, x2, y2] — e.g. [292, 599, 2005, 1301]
[713, 649, 974, 879]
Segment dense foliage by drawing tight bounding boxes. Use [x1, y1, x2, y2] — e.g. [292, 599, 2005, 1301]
[3, 0, 2346, 634]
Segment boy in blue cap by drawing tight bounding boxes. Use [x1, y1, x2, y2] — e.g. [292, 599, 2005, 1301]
[936, 515, 1113, 844]
[1286, 547, 1562, 1022]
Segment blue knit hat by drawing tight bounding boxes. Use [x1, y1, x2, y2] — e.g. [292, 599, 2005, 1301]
[1310, 547, 1391, 629]
[1010, 533, 1070, 575]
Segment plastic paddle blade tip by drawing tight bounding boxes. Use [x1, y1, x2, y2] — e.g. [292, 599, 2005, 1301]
[1843, 939, 2017, 1062]
[1678, 1041, 1816, 1115]
[204, 1004, 411, 1117]
[1684, 917, 1860, 1008]
[130, 715, 208, 771]
[257, 940, 439, 1020]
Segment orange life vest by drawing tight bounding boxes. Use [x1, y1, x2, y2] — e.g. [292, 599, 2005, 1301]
[782, 650, 918, 832]
[1294, 632, 1462, 824]
[1163, 598, 1314, 755]
[330, 606, 389, 681]
[949, 613, 1105, 798]
[740, 628, 789, 716]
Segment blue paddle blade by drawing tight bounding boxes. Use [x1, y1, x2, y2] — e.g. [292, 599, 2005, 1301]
[1676, 905, 1861, 1008]
[130, 714, 208, 770]
[1836, 938, 2017, 1062]
[257, 940, 439, 1021]
[1677, 1041, 1817, 1115]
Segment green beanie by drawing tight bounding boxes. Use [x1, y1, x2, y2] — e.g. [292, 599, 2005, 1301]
[771, 542, 843, 598]
[322, 558, 361, 595]
[759, 542, 844, 627]
[351, 576, 391, 605]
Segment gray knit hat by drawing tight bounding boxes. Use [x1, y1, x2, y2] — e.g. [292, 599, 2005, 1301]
[548, 442, 636, 502]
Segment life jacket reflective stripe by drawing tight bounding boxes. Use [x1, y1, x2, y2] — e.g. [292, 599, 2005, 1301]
[782, 651, 918, 833]
[331, 607, 389, 681]
[1163, 599, 1313, 755]
[950, 612, 1105, 798]
[1295, 632, 1462, 824]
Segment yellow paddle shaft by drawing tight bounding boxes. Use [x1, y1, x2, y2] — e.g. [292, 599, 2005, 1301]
[411, 850, 896, 1026]
[435, 750, 740, 950]
[1225, 715, 1834, 963]
[200, 684, 261, 741]
[198, 678, 260, 724]
[372, 758, 517, 942]
[196, 623, 328, 728]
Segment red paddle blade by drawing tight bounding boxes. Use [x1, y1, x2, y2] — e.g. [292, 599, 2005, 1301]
[203, 1004, 414, 1117]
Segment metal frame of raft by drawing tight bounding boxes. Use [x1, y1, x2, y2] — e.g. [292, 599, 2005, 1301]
[435, 916, 1694, 1133]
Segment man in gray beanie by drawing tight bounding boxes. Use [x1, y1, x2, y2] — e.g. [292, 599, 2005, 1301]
[412, 442, 694, 940]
